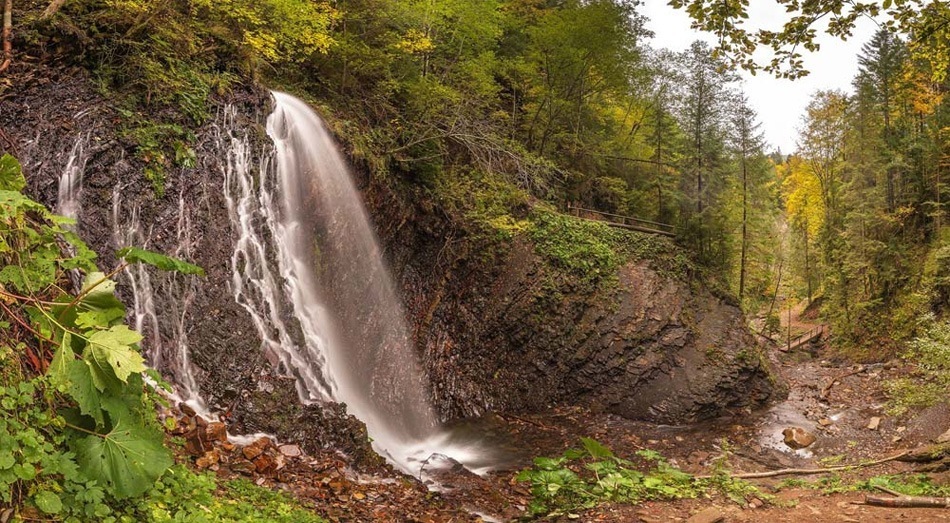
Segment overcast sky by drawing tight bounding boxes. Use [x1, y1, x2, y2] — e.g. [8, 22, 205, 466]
[640, 0, 879, 153]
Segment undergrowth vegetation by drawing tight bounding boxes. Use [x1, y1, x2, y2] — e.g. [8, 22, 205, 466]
[779, 473, 950, 497]
[516, 438, 771, 519]
[884, 313, 950, 415]
[0, 154, 323, 521]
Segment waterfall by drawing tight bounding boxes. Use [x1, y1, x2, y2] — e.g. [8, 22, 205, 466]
[56, 134, 89, 292]
[221, 92, 491, 475]
[111, 189, 207, 414]
[56, 134, 87, 222]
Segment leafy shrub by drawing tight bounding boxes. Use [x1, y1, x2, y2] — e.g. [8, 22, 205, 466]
[516, 438, 701, 518]
[114, 466, 326, 522]
[528, 209, 692, 284]
[885, 313, 950, 415]
[0, 154, 214, 520]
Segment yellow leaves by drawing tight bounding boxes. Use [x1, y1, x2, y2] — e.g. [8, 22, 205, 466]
[779, 156, 824, 238]
[243, 31, 281, 62]
[900, 62, 944, 116]
[394, 29, 435, 54]
[206, 0, 338, 64]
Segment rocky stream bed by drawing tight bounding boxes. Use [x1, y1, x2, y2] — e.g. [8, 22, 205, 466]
[168, 335, 950, 522]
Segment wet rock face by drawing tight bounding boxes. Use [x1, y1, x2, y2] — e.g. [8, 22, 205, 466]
[1, 64, 378, 467]
[363, 179, 779, 425]
[5, 64, 778, 455]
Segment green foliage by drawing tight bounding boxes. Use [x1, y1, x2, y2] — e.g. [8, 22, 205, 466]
[528, 210, 693, 284]
[668, 1, 949, 81]
[516, 439, 737, 518]
[858, 474, 950, 496]
[0, 156, 211, 518]
[0, 154, 25, 192]
[118, 116, 197, 198]
[112, 466, 327, 522]
[778, 473, 950, 497]
[527, 211, 622, 283]
[118, 247, 206, 276]
[884, 314, 950, 414]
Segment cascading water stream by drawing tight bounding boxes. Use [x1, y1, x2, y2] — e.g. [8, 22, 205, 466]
[111, 189, 207, 414]
[56, 134, 87, 222]
[221, 93, 492, 475]
[57, 134, 89, 292]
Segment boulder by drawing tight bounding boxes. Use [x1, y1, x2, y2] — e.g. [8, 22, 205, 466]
[782, 427, 817, 449]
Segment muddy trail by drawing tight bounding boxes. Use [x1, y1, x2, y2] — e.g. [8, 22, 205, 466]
[172, 311, 949, 523]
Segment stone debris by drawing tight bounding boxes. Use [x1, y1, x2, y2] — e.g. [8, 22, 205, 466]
[782, 427, 817, 449]
[867, 416, 881, 430]
[937, 428, 950, 444]
[686, 507, 726, 523]
[279, 444, 303, 458]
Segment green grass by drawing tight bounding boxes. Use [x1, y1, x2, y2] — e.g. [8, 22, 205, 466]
[778, 473, 950, 497]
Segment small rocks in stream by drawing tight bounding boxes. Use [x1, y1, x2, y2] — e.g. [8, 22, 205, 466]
[279, 444, 303, 458]
[242, 437, 273, 460]
[782, 427, 817, 449]
[206, 422, 228, 442]
[686, 507, 726, 523]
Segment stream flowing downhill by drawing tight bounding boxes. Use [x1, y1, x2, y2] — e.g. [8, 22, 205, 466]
[111, 189, 207, 414]
[53, 91, 494, 478]
[220, 92, 493, 477]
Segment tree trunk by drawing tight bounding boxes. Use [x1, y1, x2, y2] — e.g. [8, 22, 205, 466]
[0, 0, 11, 74]
[804, 225, 811, 304]
[42, 0, 68, 19]
[739, 151, 748, 302]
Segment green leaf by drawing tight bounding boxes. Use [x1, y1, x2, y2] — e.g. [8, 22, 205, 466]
[0, 154, 25, 192]
[581, 437, 614, 460]
[68, 360, 104, 426]
[47, 332, 74, 390]
[76, 308, 126, 330]
[72, 420, 173, 499]
[33, 490, 63, 515]
[533, 456, 565, 470]
[13, 463, 37, 480]
[116, 246, 205, 276]
[81, 272, 117, 297]
[84, 325, 146, 384]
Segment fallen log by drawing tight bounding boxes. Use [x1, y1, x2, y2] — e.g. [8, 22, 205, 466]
[897, 443, 950, 463]
[865, 486, 950, 509]
[695, 450, 908, 480]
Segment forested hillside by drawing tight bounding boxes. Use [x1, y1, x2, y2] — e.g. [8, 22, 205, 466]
[1, 0, 949, 521]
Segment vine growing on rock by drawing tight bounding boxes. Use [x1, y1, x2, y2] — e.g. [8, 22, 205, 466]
[0, 153, 204, 519]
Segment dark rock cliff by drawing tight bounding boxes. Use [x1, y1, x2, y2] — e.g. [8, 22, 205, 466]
[361, 178, 779, 424]
[2, 64, 779, 464]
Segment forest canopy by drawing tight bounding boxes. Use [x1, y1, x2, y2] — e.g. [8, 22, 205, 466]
[7, 0, 950, 348]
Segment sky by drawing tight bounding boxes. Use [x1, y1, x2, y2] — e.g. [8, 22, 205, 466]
[640, 0, 880, 153]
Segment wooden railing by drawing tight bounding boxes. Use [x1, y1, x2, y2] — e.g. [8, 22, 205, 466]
[784, 326, 824, 352]
[566, 205, 678, 237]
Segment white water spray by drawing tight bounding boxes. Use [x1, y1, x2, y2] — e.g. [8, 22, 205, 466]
[221, 93, 491, 475]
